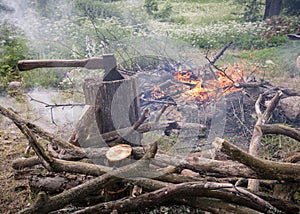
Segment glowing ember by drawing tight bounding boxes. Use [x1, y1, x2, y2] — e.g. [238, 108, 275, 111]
[151, 85, 166, 99]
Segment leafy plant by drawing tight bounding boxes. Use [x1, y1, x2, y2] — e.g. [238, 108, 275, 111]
[0, 24, 29, 90]
[232, 0, 264, 22]
[144, 0, 172, 21]
[144, 0, 158, 15]
[74, 0, 120, 19]
[154, 1, 172, 21]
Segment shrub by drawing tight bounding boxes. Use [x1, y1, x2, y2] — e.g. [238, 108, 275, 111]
[154, 1, 172, 21]
[144, 0, 172, 21]
[0, 24, 29, 90]
[74, 0, 120, 19]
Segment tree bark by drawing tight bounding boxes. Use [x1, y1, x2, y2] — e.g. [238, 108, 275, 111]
[259, 124, 300, 142]
[73, 182, 283, 214]
[19, 142, 158, 214]
[264, 0, 282, 19]
[248, 90, 282, 191]
[214, 138, 300, 181]
[93, 76, 141, 146]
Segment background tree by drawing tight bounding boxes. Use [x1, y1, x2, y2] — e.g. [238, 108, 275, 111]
[235, 0, 300, 21]
[263, 0, 282, 19]
[282, 0, 300, 16]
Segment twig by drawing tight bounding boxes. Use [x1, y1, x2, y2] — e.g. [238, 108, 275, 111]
[28, 95, 85, 125]
[209, 41, 233, 65]
[204, 41, 234, 81]
[230, 101, 252, 136]
[0, 104, 86, 158]
[155, 104, 169, 122]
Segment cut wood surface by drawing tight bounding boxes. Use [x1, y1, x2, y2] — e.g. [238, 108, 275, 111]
[106, 144, 132, 163]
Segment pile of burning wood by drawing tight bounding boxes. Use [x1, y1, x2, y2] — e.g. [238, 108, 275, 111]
[1, 44, 300, 213]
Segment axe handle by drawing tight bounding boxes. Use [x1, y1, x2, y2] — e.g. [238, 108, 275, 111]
[18, 59, 89, 71]
[17, 57, 110, 71]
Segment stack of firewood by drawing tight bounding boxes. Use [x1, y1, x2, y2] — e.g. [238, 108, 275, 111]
[1, 86, 300, 213]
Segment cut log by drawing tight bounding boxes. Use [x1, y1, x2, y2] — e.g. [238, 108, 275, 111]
[105, 144, 132, 167]
[19, 142, 158, 214]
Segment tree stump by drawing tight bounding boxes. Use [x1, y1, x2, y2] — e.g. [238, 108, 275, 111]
[80, 72, 141, 147]
[95, 75, 141, 146]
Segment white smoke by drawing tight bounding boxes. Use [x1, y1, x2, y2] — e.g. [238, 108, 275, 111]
[0, 0, 77, 56]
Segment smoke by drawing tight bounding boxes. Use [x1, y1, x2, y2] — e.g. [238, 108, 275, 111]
[27, 88, 83, 136]
[0, 0, 76, 57]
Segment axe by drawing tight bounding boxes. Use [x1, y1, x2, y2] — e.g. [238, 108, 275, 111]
[17, 54, 124, 81]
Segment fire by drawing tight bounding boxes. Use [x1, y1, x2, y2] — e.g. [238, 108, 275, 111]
[174, 64, 244, 103]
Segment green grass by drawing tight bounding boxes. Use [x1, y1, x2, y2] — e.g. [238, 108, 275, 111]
[168, 0, 236, 25]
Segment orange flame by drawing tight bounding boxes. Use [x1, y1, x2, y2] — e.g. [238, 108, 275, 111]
[174, 64, 244, 102]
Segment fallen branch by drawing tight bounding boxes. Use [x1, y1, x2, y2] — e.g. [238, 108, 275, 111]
[107, 108, 150, 146]
[12, 156, 41, 169]
[214, 138, 300, 181]
[0, 104, 86, 159]
[74, 181, 283, 214]
[28, 95, 85, 124]
[248, 90, 283, 191]
[260, 124, 300, 142]
[19, 142, 158, 214]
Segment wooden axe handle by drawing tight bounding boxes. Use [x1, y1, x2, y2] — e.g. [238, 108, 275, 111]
[18, 58, 105, 71]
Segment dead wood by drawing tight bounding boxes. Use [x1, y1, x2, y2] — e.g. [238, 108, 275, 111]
[284, 152, 300, 163]
[19, 142, 158, 214]
[12, 156, 40, 169]
[214, 138, 300, 181]
[106, 108, 149, 147]
[29, 174, 94, 194]
[256, 192, 300, 214]
[272, 182, 299, 201]
[152, 153, 258, 179]
[74, 181, 283, 214]
[79, 120, 206, 147]
[180, 197, 262, 214]
[13, 123, 53, 171]
[0, 104, 86, 159]
[259, 124, 300, 142]
[248, 90, 283, 191]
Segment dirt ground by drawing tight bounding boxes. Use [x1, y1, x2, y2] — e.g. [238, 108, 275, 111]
[0, 117, 31, 213]
[0, 93, 76, 213]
